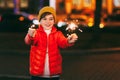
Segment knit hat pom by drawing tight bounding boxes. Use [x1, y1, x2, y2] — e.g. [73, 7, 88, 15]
[38, 6, 56, 22]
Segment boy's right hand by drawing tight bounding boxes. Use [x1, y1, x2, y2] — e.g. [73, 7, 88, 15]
[28, 28, 36, 37]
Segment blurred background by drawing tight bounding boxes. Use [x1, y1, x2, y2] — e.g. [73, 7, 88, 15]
[0, 0, 120, 80]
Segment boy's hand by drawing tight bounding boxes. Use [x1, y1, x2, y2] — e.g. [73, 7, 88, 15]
[67, 33, 78, 44]
[28, 28, 36, 37]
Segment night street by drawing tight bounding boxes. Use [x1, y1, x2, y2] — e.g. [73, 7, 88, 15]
[0, 49, 120, 80]
[0, 32, 120, 80]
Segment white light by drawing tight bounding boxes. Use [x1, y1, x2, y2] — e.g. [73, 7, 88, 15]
[57, 21, 66, 27]
[49, 0, 56, 10]
[66, 22, 78, 31]
[32, 19, 40, 25]
[99, 23, 104, 28]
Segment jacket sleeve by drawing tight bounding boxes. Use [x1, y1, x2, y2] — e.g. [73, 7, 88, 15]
[24, 34, 34, 45]
[57, 31, 74, 48]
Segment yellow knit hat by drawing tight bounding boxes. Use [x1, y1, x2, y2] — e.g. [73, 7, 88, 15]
[38, 6, 56, 22]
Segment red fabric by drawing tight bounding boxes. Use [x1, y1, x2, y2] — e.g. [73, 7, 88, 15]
[24, 25, 73, 76]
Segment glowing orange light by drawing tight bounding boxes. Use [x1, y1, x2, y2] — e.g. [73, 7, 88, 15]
[19, 16, 24, 21]
[28, 15, 34, 20]
[88, 18, 94, 22]
[65, 2, 72, 14]
[88, 22, 93, 27]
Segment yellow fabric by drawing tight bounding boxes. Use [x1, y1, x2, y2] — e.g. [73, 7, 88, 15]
[38, 6, 56, 21]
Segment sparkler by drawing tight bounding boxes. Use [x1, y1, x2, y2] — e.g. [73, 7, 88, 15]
[65, 21, 83, 37]
[30, 19, 40, 29]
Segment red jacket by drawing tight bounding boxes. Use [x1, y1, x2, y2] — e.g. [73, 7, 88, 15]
[25, 25, 73, 76]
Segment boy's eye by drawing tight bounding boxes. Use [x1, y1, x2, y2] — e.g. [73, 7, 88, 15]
[42, 18, 54, 21]
[50, 18, 54, 20]
[43, 18, 47, 20]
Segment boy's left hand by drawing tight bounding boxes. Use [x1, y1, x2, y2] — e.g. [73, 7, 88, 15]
[67, 33, 78, 44]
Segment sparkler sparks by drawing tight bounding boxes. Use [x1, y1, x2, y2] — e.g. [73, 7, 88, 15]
[66, 22, 78, 31]
[65, 22, 83, 36]
[57, 18, 85, 37]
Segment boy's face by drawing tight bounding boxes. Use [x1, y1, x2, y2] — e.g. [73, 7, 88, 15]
[40, 14, 55, 30]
